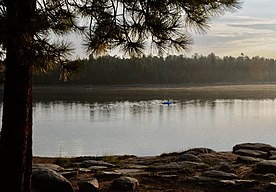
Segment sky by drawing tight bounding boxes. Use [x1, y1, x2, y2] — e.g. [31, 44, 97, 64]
[188, 0, 276, 59]
[70, 0, 276, 60]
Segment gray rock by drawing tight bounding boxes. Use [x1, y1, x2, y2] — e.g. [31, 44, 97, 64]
[254, 160, 276, 174]
[32, 166, 74, 192]
[234, 149, 267, 159]
[95, 171, 123, 180]
[268, 151, 276, 156]
[77, 178, 99, 192]
[178, 154, 203, 163]
[33, 163, 64, 172]
[202, 170, 239, 179]
[158, 174, 179, 180]
[114, 168, 144, 176]
[233, 143, 276, 153]
[189, 177, 256, 188]
[80, 160, 116, 168]
[219, 180, 236, 186]
[112, 176, 139, 190]
[212, 163, 232, 172]
[151, 161, 205, 170]
[185, 148, 216, 155]
[262, 173, 276, 181]
[221, 179, 257, 188]
[60, 171, 79, 179]
[269, 155, 276, 160]
[236, 156, 263, 164]
[123, 164, 148, 169]
[88, 166, 108, 170]
[188, 176, 219, 182]
[78, 168, 92, 173]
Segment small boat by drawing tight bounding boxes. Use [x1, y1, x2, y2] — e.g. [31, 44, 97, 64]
[162, 100, 174, 105]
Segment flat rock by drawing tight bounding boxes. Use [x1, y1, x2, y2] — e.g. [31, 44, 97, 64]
[114, 168, 145, 175]
[236, 156, 263, 164]
[33, 163, 65, 172]
[80, 160, 116, 168]
[184, 148, 216, 155]
[178, 154, 203, 163]
[233, 143, 276, 153]
[254, 160, 276, 174]
[88, 166, 108, 170]
[95, 171, 123, 180]
[157, 174, 179, 180]
[150, 161, 205, 170]
[234, 149, 267, 159]
[202, 170, 239, 179]
[188, 176, 220, 182]
[221, 179, 257, 187]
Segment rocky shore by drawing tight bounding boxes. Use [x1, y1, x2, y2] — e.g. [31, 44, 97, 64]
[32, 142, 276, 192]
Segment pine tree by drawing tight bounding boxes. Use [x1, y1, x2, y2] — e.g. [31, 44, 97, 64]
[0, 0, 241, 191]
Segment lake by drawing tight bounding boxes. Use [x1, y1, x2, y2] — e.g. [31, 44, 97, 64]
[2, 84, 276, 157]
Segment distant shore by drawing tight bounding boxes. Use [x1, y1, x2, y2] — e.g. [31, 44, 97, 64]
[32, 83, 276, 100]
[0, 82, 275, 102]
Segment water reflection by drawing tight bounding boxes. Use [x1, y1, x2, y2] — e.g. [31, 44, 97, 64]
[2, 85, 276, 157]
[21, 98, 276, 157]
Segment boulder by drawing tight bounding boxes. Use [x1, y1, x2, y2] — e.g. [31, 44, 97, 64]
[112, 176, 139, 190]
[32, 166, 74, 192]
[77, 178, 99, 192]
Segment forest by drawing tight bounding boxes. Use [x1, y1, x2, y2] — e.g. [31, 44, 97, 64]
[32, 53, 276, 85]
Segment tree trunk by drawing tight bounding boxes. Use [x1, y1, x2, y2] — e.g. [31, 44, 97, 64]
[0, 0, 35, 191]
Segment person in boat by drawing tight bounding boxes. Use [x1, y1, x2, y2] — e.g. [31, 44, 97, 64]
[162, 99, 172, 105]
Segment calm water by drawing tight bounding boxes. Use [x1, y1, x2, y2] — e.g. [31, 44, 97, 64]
[32, 98, 276, 157]
[2, 85, 276, 157]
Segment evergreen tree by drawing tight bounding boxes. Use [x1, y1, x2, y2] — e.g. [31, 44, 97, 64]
[0, 1, 241, 191]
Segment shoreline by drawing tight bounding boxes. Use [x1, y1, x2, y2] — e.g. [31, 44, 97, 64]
[32, 142, 276, 192]
[30, 82, 276, 91]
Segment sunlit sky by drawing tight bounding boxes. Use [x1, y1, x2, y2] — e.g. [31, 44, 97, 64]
[188, 0, 276, 59]
[71, 0, 276, 59]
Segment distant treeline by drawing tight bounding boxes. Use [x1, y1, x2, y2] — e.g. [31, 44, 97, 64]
[33, 53, 276, 85]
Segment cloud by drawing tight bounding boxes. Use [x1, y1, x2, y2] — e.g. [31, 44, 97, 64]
[229, 24, 276, 31]
[225, 16, 276, 31]
[187, 15, 276, 59]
